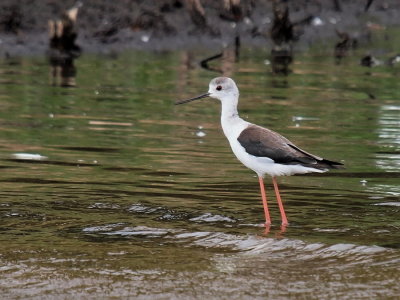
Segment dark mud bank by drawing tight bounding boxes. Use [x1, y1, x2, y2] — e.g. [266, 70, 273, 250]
[0, 0, 400, 58]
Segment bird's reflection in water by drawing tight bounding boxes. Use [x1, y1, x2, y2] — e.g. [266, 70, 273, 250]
[262, 224, 287, 237]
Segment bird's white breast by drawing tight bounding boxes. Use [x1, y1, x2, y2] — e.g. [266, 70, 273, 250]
[221, 118, 271, 175]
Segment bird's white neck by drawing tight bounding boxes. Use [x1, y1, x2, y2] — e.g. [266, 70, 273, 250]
[220, 95, 246, 139]
[221, 97, 239, 119]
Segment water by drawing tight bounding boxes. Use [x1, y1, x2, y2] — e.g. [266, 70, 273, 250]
[1, 35, 400, 299]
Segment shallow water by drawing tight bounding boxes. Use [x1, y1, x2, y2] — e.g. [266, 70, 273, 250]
[1, 33, 400, 299]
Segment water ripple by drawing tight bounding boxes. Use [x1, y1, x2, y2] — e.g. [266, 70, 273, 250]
[80, 223, 392, 264]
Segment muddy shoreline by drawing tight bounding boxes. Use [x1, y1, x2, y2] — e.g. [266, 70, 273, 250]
[0, 0, 400, 58]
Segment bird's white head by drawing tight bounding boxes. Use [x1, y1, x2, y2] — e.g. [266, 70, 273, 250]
[208, 77, 239, 102]
[175, 77, 239, 106]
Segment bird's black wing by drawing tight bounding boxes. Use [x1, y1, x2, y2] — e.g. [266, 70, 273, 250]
[237, 125, 343, 168]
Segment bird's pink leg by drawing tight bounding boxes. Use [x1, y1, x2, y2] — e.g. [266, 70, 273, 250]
[258, 176, 271, 226]
[272, 177, 288, 226]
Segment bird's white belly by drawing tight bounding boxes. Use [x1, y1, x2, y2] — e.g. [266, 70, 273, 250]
[228, 138, 325, 177]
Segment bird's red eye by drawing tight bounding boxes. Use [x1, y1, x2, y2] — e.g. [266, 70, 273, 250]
[216, 85, 222, 91]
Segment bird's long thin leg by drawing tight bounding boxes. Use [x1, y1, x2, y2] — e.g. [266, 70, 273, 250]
[258, 176, 271, 226]
[272, 177, 288, 226]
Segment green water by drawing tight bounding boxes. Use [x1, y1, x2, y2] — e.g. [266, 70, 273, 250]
[0, 36, 400, 299]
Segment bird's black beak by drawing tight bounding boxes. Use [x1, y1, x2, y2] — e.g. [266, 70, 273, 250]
[175, 93, 210, 105]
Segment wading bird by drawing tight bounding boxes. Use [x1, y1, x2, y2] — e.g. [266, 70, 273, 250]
[176, 77, 343, 227]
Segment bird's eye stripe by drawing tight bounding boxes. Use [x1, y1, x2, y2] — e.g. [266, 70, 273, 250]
[216, 85, 222, 91]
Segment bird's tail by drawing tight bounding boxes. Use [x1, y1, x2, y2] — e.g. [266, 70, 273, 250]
[317, 158, 345, 170]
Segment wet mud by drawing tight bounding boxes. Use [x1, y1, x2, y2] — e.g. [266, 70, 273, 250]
[0, 0, 400, 57]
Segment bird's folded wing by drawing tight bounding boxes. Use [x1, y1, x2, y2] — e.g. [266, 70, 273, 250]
[237, 125, 319, 165]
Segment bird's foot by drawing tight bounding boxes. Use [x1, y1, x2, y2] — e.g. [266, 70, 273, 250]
[263, 222, 271, 234]
[280, 223, 288, 234]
